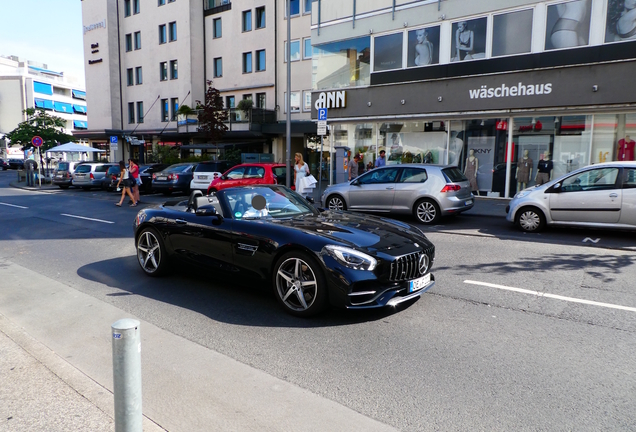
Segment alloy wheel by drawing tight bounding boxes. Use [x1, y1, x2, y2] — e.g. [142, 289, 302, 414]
[327, 196, 345, 211]
[416, 201, 437, 224]
[275, 258, 318, 312]
[137, 230, 162, 274]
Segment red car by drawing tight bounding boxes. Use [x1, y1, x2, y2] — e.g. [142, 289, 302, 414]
[207, 163, 288, 193]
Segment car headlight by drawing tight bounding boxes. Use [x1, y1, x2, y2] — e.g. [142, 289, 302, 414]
[514, 190, 531, 199]
[322, 245, 377, 271]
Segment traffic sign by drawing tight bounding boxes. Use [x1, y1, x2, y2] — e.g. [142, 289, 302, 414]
[318, 108, 328, 121]
[317, 122, 327, 136]
[110, 136, 118, 144]
[32, 136, 43, 147]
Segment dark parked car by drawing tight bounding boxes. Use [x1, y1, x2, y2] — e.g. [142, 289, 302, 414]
[0, 158, 8, 170]
[139, 163, 169, 194]
[7, 159, 24, 170]
[101, 165, 122, 191]
[151, 162, 198, 195]
[133, 185, 436, 317]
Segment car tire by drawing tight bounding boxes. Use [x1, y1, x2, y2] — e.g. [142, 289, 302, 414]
[326, 195, 347, 211]
[136, 227, 169, 277]
[516, 206, 546, 233]
[414, 199, 440, 224]
[273, 251, 328, 317]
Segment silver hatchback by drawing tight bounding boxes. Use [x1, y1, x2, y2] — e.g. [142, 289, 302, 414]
[72, 162, 118, 190]
[506, 161, 636, 232]
[321, 164, 474, 224]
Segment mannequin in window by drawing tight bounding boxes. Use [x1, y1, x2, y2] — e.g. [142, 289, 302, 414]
[617, 134, 635, 161]
[464, 149, 478, 192]
[516, 149, 533, 190]
[535, 151, 553, 185]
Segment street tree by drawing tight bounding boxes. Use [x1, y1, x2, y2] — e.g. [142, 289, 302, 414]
[5, 108, 74, 152]
[197, 81, 228, 158]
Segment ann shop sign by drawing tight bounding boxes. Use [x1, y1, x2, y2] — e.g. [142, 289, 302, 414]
[315, 91, 346, 110]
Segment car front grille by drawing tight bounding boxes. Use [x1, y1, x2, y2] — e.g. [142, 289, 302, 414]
[389, 248, 434, 282]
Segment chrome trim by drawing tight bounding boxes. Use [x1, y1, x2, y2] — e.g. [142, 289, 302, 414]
[387, 281, 435, 307]
[348, 291, 377, 296]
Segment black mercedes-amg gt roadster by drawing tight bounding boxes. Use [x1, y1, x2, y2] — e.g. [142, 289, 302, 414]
[133, 186, 435, 317]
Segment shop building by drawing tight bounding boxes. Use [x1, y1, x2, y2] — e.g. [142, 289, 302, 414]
[0, 56, 87, 160]
[310, 0, 636, 198]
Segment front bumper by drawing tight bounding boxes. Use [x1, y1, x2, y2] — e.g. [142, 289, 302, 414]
[345, 274, 436, 309]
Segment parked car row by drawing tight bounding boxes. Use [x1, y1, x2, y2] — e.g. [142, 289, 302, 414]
[0, 158, 25, 170]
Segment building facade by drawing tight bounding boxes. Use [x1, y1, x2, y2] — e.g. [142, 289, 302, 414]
[0, 56, 87, 160]
[79, 0, 316, 166]
[310, 0, 636, 198]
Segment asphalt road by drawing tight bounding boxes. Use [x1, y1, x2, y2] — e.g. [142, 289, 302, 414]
[1, 170, 635, 431]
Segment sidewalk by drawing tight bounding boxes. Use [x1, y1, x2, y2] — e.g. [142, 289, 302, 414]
[0, 260, 398, 432]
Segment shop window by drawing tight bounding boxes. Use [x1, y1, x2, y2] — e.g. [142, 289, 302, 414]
[450, 17, 487, 62]
[373, 33, 402, 72]
[313, 36, 371, 90]
[407, 26, 440, 67]
[492, 9, 533, 57]
[545, 0, 592, 51]
[592, 113, 636, 163]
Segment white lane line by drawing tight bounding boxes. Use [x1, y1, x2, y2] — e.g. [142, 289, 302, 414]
[464, 280, 636, 313]
[0, 202, 28, 209]
[60, 213, 115, 224]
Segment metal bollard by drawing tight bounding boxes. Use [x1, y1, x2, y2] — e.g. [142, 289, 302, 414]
[111, 319, 142, 432]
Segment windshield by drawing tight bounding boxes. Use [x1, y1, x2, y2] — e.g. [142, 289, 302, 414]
[163, 164, 190, 173]
[222, 187, 316, 220]
[75, 165, 92, 173]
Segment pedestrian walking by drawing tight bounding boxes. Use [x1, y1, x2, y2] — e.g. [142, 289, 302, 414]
[349, 154, 360, 180]
[115, 160, 137, 207]
[375, 150, 386, 167]
[128, 159, 141, 204]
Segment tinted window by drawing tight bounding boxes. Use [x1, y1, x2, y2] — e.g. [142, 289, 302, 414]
[58, 162, 70, 171]
[107, 167, 120, 175]
[226, 167, 245, 179]
[164, 165, 189, 173]
[75, 165, 92, 173]
[95, 165, 111, 173]
[442, 167, 468, 182]
[196, 162, 227, 172]
[399, 168, 428, 183]
[244, 167, 265, 179]
[357, 168, 399, 185]
[272, 167, 286, 178]
[624, 169, 636, 189]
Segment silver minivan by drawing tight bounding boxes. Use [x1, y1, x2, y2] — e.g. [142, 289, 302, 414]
[72, 162, 118, 190]
[321, 164, 474, 224]
[506, 161, 636, 232]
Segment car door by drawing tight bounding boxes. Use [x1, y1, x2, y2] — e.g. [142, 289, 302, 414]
[348, 167, 400, 211]
[619, 167, 636, 226]
[166, 205, 234, 269]
[243, 166, 266, 185]
[549, 167, 622, 224]
[230, 219, 277, 280]
[392, 167, 429, 212]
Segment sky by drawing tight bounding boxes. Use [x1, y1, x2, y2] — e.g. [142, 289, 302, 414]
[0, 0, 85, 83]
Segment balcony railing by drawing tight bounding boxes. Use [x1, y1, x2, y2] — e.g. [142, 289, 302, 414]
[176, 108, 276, 134]
[204, 0, 230, 11]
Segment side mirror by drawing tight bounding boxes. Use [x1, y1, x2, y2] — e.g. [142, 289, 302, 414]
[196, 204, 222, 219]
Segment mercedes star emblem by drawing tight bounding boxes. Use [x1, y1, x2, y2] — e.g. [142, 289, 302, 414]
[418, 254, 429, 275]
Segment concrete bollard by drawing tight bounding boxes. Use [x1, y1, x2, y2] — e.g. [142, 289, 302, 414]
[111, 319, 142, 432]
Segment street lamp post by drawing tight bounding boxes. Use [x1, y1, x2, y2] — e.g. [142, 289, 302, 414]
[286, 0, 292, 187]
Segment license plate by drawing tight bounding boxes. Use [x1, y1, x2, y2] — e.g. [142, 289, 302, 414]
[465, 199, 473, 206]
[157, 176, 167, 181]
[408, 274, 431, 293]
[198, 175, 208, 180]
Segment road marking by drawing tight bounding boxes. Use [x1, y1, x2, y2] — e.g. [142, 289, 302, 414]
[0, 202, 28, 209]
[464, 280, 636, 313]
[60, 214, 115, 224]
[583, 237, 600, 243]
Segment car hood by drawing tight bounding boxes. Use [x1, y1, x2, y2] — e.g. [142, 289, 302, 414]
[274, 210, 432, 257]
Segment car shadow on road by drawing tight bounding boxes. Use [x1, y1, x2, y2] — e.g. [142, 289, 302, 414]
[77, 256, 419, 328]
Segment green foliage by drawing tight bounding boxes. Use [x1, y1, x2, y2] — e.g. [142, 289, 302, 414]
[5, 108, 74, 152]
[197, 81, 228, 145]
[176, 104, 195, 116]
[223, 147, 243, 165]
[236, 99, 253, 112]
